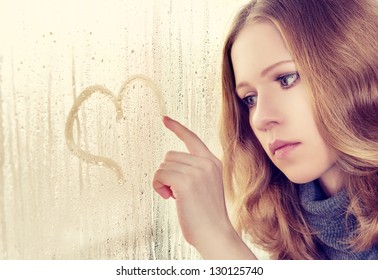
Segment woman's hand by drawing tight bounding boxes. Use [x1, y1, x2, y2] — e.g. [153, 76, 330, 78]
[153, 116, 256, 259]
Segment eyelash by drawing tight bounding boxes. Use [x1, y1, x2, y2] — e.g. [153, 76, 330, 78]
[241, 72, 300, 108]
[275, 72, 300, 89]
[242, 95, 257, 108]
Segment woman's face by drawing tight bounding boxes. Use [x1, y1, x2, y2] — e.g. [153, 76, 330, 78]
[231, 21, 341, 193]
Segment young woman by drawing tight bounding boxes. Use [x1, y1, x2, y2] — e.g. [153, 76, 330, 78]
[153, 0, 378, 259]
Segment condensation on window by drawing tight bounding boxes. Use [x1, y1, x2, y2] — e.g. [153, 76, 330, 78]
[0, 0, 249, 259]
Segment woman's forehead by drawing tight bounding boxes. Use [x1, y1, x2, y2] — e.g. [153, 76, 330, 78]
[231, 22, 293, 86]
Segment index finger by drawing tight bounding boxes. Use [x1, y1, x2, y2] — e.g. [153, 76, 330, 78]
[163, 116, 213, 157]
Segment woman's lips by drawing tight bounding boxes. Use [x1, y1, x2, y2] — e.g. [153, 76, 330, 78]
[269, 141, 301, 159]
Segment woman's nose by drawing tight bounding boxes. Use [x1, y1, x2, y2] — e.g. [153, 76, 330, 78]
[251, 90, 283, 132]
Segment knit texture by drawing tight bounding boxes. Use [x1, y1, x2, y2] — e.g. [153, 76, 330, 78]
[298, 181, 378, 260]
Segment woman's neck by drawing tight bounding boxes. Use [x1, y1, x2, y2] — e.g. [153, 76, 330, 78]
[318, 164, 344, 197]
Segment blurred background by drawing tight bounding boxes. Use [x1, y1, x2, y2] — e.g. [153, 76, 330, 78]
[0, 0, 256, 259]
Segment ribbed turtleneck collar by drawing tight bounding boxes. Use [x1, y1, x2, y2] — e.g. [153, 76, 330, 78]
[298, 181, 378, 260]
[299, 180, 348, 217]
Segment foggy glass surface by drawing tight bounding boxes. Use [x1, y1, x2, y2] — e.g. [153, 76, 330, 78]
[0, 0, 250, 259]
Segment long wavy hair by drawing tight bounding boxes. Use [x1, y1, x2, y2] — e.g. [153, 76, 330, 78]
[220, 0, 378, 259]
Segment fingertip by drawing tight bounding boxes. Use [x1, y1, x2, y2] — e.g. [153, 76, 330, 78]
[157, 185, 174, 200]
[163, 115, 176, 131]
[161, 193, 170, 200]
[164, 187, 175, 200]
[162, 115, 170, 127]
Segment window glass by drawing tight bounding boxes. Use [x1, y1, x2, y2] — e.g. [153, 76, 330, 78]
[0, 0, 248, 259]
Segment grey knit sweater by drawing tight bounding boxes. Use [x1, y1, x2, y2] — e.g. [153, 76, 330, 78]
[298, 181, 378, 259]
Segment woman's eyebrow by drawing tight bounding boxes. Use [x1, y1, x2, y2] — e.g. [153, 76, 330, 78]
[235, 60, 294, 94]
[260, 60, 294, 78]
[235, 82, 251, 94]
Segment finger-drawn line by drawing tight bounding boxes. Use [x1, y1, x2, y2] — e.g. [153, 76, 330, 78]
[65, 74, 166, 184]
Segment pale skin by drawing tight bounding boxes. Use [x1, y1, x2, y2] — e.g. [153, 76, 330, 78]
[153, 21, 343, 259]
[153, 116, 256, 259]
[231, 20, 343, 197]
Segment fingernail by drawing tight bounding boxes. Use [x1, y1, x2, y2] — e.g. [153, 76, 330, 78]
[163, 116, 173, 125]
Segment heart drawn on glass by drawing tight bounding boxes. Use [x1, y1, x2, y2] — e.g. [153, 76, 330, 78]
[65, 74, 166, 184]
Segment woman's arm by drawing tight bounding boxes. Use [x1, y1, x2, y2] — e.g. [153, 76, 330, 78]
[153, 116, 257, 260]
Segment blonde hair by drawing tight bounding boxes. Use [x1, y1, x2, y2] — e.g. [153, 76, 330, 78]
[220, 0, 378, 259]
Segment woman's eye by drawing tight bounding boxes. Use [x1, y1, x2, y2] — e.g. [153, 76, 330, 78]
[242, 95, 257, 108]
[276, 72, 300, 89]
